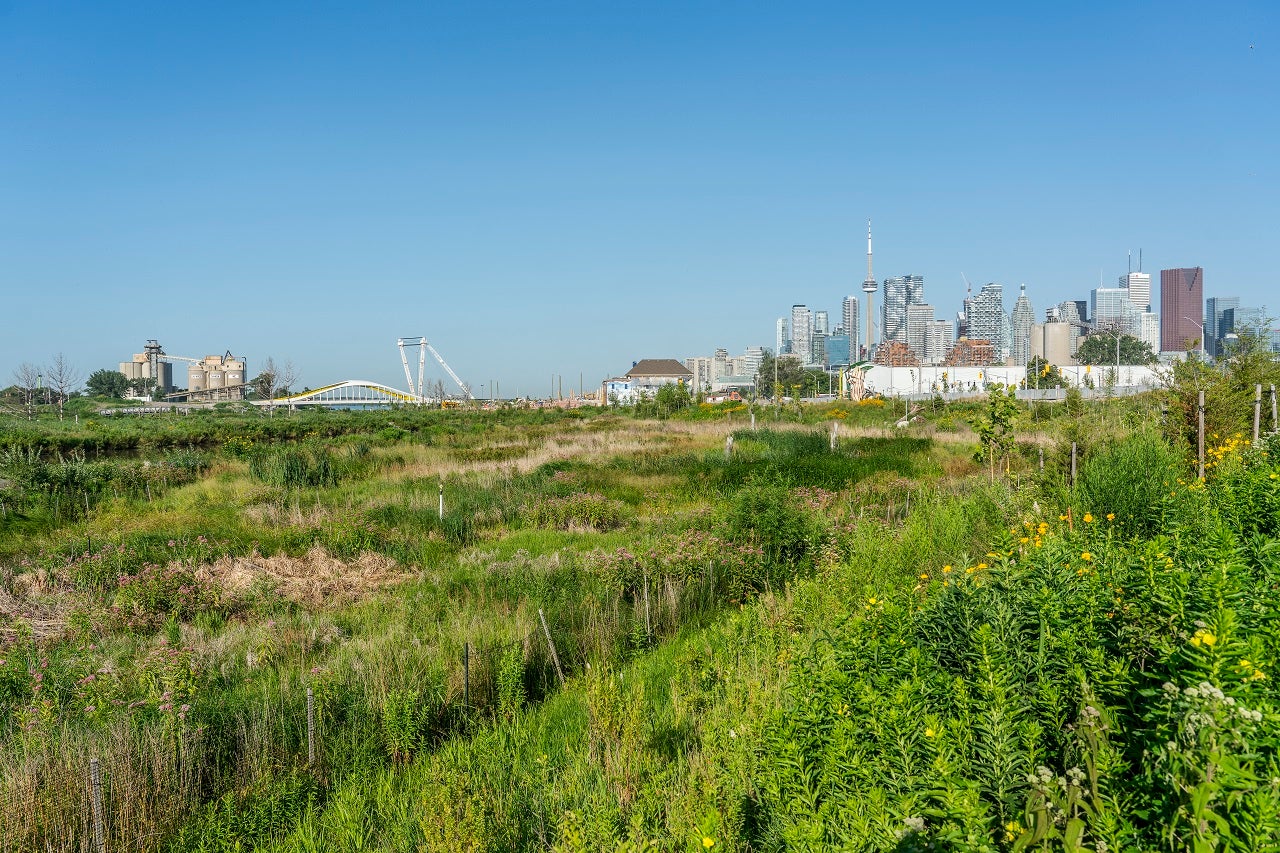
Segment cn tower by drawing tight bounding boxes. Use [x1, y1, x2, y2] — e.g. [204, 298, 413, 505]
[861, 220, 877, 360]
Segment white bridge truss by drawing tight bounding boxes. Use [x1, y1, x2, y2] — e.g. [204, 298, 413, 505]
[257, 380, 424, 408]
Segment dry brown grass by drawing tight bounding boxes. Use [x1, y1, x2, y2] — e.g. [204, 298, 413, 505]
[0, 586, 66, 642]
[195, 547, 415, 609]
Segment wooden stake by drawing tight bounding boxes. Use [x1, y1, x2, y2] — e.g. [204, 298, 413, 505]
[538, 608, 565, 686]
[306, 687, 316, 767]
[463, 642, 470, 708]
[1254, 384, 1262, 444]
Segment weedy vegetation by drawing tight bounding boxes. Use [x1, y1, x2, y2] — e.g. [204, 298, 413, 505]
[2, 375, 1279, 851]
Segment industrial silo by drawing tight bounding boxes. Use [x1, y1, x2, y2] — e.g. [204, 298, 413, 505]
[188, 365, 206, 393]
[208, 369, 225, 389]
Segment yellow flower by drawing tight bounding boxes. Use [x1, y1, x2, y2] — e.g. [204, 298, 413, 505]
[942, 565, 952, 573]
[1081, 552, 1092, 561]
[1083, 513, 1094, 523]
[1059, 514, 1068, 521]
[703, 837, 716, 849]
[1190, 629, 1217, 647]
[977, 562, 988, 570]
[924, 727, 935, 737]
[867, 597, 879, 606]
[918, 573, 929, 580]
[1106, 512, 1115, 521]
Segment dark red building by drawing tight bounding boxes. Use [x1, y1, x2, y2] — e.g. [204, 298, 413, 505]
[1160, 267, 1204, 353]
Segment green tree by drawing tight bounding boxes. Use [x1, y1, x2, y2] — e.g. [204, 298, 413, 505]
[755, 352, 808, 399]
[1025, 357, 1066, 389]
[973, 384, 1020, 483]
[86, 369, 129, 399]
[1075, 333, 1156, 366]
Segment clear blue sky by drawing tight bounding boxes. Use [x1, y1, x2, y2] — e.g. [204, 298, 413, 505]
[2, 1, 1276, 396]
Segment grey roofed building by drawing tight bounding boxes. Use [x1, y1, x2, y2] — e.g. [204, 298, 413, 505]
[625, 359, 695, 394]
[626, 359, 694, 380]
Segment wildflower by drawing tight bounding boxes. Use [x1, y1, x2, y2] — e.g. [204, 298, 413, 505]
[1106, 513, 1115, 521]
[702, 837, 716, 849]
[1083, 513, 1094, 523]
[918, 572, 929, 580]
[1081, 552, 1092, 561]
[1059, 514, 1068, 521]
[1189, 629, 1217, 647]
[941, 565, 952, 574]
[924, 727, 935, 737]
[976, 562, 988, 570]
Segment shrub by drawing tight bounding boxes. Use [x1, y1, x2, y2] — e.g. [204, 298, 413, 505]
[1076, 430, 1184, 538]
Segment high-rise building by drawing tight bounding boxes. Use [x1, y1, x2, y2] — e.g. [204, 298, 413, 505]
[964, 283, 1008, 362]
[1092, 286, 1140, 334]
[1205, 296, 1240, 358]
[814, 310, 829, 336]
[775, 317, 789, 355]
[1120, 272, 1152, 312]
[882, 275, 925, 344]
[791, 305, 813, 366]
[906, 303, 935, 362]
[1160, 267, 1205, 353]
[1054, 300, 1084, 355]
[1139, 312, 1160, 355]
[926, 320, 956, 365]
[1010, 285, 1035, 367]
[825, 335, 850, 367]
[841, 295, 860, 361]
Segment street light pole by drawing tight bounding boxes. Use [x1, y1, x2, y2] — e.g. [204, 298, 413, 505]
[1183, 316, 1207, 359]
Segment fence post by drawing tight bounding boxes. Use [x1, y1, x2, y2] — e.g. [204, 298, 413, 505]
[643, 569, 652, 644]
[538, 608, 565, 687]
[750, 410, 756, 431]
[89, 758, 105, 853]
[463, 642, 470, 708]
[1070, 442, 1077, 486]
[724, 435, 733, 459]
[438, 481, 444, 520]
[306, 687, 316, 767]
[1272, 384, 1278, 432]
[1038, 447, 1044, 471]
[1198, 390, 1206, 480]
[84, 492, 90, 517]
[830, 421, 838, 450]
[1254, 384, 1262, 444]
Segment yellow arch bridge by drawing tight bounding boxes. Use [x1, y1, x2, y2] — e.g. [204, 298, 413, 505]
[258, 380, 429, 409]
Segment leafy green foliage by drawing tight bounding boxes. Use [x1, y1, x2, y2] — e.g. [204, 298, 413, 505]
[85, 368, 130, 398]
[1076, 333, 1156, 366]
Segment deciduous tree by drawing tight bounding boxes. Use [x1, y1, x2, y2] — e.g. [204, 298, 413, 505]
[86, 369, 129, 399]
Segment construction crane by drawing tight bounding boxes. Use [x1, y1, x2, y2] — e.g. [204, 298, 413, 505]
[397, 337, 474, 403]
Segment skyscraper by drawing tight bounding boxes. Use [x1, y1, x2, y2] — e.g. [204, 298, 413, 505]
[1205, 296, 1240, 358]
[1055, 300, 1084, 356]
[906, 303, 935, 362]
[791, 305, 813, 366]
[1160, 267, 1204, 353]
[1010, 285, 1035, 367]
[882, 275, 925, 344]
[964, 283, 1008, 362]
[1120, 272, 1152, 312]
[842, 295, 860, 361]
[1092, 286, 1140, 334]
[775, 317, 789, 355]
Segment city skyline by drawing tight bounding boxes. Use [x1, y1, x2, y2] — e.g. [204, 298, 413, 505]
[2, 3, 1276, 393]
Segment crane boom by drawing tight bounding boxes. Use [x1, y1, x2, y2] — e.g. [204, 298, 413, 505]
[396, 336, 471, 402]
[425, 343, 473, 400]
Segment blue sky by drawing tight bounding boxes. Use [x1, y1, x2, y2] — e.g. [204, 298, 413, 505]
[2, 1, 1276, 396]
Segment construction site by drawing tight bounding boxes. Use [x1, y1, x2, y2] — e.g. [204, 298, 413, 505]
[119, 340, 249, 402]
